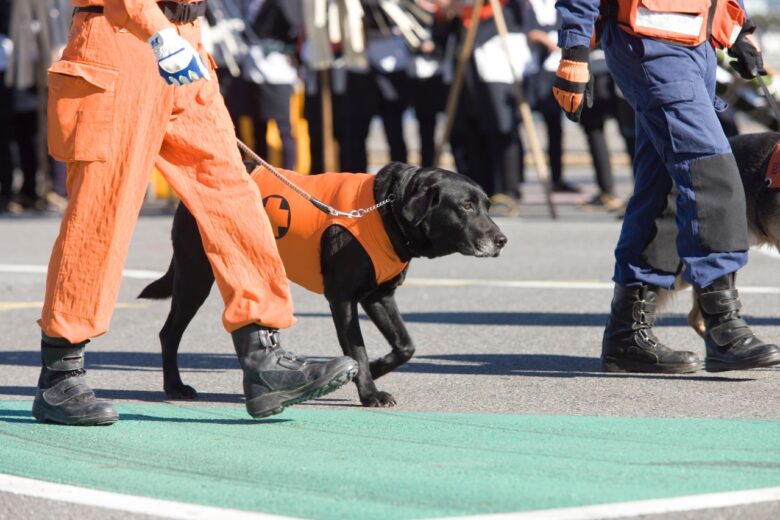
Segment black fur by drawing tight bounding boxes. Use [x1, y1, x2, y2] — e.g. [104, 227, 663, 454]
[140, 162, 507, 406]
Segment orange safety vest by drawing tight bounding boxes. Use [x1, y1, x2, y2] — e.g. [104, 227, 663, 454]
[607, 0, 745, 48]
[251, 167, 409, 294]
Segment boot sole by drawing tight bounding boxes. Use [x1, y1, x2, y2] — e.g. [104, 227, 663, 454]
[602, 357, 703, 374]
[246, 360, 359, 419]
[32, 399, 119, 426]
[705, 350, 780, 372]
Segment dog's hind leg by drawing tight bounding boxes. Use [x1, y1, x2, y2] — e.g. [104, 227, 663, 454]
[329, 299, 397, 407]
[360, 291, 415, 380]
[687, 293, 706, 338]
[160, 204, 215, 399]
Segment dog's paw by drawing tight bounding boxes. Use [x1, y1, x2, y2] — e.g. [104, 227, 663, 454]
[164, 383, 198, 400]
[361, 391, 397, 407]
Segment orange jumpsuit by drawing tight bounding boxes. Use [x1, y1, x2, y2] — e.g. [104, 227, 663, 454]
[251, 167, 408, 294]
[41, 0, 294, 343]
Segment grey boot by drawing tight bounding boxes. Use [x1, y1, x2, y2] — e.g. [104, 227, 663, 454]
[32, 337, 118, 425]
[697, 274, 780, 372]
[232, 325, 358, 418]
[602, 284, 703, 373]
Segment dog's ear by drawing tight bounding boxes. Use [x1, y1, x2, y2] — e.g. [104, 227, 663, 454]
[401, 179, 440, 227]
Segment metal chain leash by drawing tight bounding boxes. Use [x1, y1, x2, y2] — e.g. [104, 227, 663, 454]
[237, 139, 395, 219]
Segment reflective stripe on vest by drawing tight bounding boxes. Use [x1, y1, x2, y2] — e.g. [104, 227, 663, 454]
[607, 0, 745, 48]
[634, 7, 704, 39]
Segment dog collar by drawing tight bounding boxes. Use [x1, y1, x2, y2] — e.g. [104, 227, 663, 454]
[765, 143, 780, 189]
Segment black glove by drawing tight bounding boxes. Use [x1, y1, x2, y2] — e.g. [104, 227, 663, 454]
[728, 20, 767, 80]
[552, 46, 594, 123]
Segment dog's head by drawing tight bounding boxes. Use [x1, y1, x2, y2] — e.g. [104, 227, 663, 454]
[384, 163, 507, 259]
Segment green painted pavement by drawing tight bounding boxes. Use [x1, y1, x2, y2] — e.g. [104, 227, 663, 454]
[1, 401, 779, 519]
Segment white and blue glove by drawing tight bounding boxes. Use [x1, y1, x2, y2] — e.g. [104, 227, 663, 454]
[148, 27, 211, 86]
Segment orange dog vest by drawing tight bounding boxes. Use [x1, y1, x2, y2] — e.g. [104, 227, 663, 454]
[251, 166, 409, 294]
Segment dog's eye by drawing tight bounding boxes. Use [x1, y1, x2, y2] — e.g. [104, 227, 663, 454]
[463, 202, 474, 211]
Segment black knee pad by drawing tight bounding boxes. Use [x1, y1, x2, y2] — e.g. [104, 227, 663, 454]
[690, 153, 749, 252]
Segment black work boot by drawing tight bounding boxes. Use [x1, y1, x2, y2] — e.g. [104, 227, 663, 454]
[232, 325, 359, 418]
[32, 337, 118, 425]
[697, 274, 780, 372]
[602, 284, 703, 373]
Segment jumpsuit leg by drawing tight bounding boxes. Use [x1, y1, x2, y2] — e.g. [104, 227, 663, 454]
[40, 13, 174, 343]
[156, 22, 294, 333]
[41, 15, 294, 343]
[613, 120, 675, 287]
[603, 22, 748, 290]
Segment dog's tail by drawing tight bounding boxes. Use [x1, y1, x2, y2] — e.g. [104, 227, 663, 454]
[138, 260, 174, 300]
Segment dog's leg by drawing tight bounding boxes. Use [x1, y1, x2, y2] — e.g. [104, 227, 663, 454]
[329, 299, 396, 407]
[360, 293, 415, 380]
[161, 206, 215, 399]
[688, 293, 706, 339]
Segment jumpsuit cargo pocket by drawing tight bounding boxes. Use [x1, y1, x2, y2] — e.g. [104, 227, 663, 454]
[47, 60, 119, 163]
[637, 80, 726, 156]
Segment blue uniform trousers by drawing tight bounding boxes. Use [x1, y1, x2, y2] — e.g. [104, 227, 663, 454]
[601, 21, 749, 289]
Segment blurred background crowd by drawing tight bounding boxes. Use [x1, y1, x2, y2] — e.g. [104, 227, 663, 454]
[1, 0, 779, 217]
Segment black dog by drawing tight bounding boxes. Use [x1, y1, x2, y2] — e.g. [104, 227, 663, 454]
[140, 163, 507, 406]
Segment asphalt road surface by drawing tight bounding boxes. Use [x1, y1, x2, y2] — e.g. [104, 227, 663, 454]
[1, 176, 779, 520]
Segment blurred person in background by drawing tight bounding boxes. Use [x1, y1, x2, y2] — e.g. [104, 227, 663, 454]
[238, 0, 302, 169]
[2, 0, 72, 214]
[524, 0, 577, 194]
[408, 0, 450, 168]
[449, 0, 525, 214]
[0, 0, 12, 213]
[339, 1, 411, 172]
[576, 47, 629, 212]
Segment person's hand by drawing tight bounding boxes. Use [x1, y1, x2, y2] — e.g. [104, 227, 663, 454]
[148, 27, 211, 86]
[552, 46, 593, 123]
[728, 20, 766, 79]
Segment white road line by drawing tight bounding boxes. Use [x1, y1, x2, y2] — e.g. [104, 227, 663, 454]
[404, 278, 780, 294]
[0, 264, 164, 280]
[404, 278, 614, 290]
[2, 263, 780, 294]
[2, 472, 778, 520]
[453, 486, 780, 520]
[0, 473, 297, 520]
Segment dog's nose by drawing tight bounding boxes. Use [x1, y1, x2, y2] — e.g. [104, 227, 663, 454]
[494, 234, 508, 249]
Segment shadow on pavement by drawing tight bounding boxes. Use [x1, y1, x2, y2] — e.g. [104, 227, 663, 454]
[401, 354, 758, 382]
[0, 351, 237, 371]
[0, 405, 288, 426]
[117, 413, 287, 425]
[0, 385, 244, 404]
[295, 311, 780, 328]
